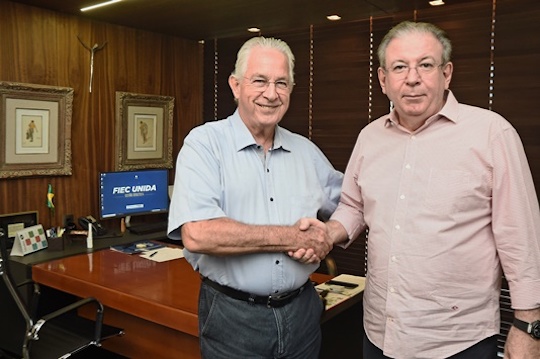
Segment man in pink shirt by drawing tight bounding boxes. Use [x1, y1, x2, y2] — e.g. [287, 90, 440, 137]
[296, 21, 540, 358]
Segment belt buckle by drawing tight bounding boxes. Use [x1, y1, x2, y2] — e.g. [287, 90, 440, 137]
[267, 292, 291, 308]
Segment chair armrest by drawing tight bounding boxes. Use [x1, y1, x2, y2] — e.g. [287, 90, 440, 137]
[16, 279, 40, 319]
[31, 297, 104, 343]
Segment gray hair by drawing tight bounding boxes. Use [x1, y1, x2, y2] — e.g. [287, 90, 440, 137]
[231, 36, 295, 84]
[377, 21, 452, 68]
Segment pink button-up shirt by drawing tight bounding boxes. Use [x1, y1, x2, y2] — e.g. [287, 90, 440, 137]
[332, 91, 540, 358]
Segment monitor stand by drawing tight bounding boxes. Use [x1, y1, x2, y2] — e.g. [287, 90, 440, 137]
[124, 215, 168, 235]
[120, 216, 131, 234]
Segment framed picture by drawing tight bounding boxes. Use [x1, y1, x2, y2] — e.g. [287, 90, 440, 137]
[0, 82, 73, 178]
[115, 91, 175, 171]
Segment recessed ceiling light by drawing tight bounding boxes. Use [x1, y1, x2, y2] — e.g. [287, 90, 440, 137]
[81, 0, 122, 12]
[429, 0, 445, 6]
[327, 15, 342, 21]
[247, 27, 261, 33]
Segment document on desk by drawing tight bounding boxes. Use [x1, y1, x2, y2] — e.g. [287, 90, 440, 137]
[316, 274, 366, 310]
[140, 247, 184, 262]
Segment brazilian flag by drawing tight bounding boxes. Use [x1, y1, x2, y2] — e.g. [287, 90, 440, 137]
[47, 184, 55, 215]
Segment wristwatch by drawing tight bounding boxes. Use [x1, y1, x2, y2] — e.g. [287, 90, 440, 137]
[513, 318, 540, 339]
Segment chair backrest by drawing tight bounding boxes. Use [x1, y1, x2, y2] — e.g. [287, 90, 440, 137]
[0, 229, 33, 357]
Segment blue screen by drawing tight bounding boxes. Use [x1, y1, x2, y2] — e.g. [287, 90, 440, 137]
[99, 169, 169, 219]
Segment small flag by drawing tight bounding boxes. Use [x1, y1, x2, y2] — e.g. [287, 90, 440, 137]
[46, 184, 55, 214]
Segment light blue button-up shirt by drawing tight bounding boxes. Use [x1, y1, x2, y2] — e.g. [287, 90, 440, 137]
[168, 110, 343, 295]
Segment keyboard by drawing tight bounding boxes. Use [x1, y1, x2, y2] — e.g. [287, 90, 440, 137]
[127, 221, 168, 235]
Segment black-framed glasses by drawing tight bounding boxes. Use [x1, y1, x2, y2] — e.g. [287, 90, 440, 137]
[244, 77, 293, 93]
[385, 61, 444, 79]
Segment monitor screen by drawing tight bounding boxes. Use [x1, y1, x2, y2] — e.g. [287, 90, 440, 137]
[99, 169, 169, 219]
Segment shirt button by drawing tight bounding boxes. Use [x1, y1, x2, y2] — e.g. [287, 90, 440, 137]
[270, 197, 274, 202]
[275, 260, 280, 265]
[395, 224, 400, 230]
[399, 194, 405, 200]
[391, 256, 397, 262]
[389, 287, 396, 293]
[405, 164, 411, 169]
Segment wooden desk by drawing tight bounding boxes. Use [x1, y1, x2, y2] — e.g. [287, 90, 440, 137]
[32, 249, 364, 358]
[32, 249, 201, 358]
[9, 230, 170, 287]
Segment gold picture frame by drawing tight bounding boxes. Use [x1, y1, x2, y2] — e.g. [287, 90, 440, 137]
[0, 82, 73, 178]
[115, 91, 174, 171]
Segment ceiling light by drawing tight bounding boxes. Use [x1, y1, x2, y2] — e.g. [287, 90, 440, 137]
[327, 15, 342, 21]
[429, 0, 445, 6]
[247, 27, 261, 33]
[81, 0, 122, 12]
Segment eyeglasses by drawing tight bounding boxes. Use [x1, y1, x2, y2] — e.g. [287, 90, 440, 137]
[244, 77, 293, 93]
[385, 61, 444, 79]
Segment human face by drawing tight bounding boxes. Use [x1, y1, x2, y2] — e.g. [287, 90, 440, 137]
[229, 47, 292, 133]
[378, 32, 453, 131]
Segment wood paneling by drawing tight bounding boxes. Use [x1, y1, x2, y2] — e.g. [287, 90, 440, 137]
[0, 1, 203, 229]
[492, 0, 540, 188]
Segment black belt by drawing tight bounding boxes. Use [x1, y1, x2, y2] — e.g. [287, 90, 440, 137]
[202, 277, 310, 308]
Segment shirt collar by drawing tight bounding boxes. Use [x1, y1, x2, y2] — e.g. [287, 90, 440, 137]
[230, 109, 289, 152]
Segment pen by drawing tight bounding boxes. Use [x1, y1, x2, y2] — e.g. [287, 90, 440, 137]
[149, 251, 158, 257]
[326, 280, 358, 288]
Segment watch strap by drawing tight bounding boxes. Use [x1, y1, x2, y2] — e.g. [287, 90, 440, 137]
[513, 318, 540, 339]
[513, 317, 530, 334]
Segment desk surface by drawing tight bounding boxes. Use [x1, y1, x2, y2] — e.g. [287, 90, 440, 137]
[31, 246, 363, 358]
[32, 248, 200, 337]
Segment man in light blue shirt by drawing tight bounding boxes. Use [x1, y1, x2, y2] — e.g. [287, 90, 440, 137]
[168, 36, 342, 358]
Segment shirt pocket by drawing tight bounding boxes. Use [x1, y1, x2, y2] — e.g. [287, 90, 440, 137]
[424, 169, 471, 216]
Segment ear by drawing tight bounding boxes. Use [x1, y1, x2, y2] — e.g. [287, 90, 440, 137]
[229, 75, 241, 99]
[377, 67, 387, 95]
[442, 61, 453, 90]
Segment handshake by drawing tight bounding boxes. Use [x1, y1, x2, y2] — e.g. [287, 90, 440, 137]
[287, 218, 337, 264]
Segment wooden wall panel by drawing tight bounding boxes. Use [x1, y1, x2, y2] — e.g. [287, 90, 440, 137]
[0, 1, 203, 229]
[311, 20, 374, 173]
[492, 0, 540, 188]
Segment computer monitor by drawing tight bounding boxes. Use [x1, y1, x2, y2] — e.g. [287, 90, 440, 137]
[99, 169, 169, 219]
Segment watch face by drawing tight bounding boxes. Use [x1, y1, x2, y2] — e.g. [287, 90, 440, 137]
[532, 321, 540, 339]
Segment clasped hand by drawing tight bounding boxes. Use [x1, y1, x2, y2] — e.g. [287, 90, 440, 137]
[288, 218, 332, 264]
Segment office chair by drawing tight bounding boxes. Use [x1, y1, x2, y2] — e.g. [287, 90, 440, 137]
[0, 229, 125, 359]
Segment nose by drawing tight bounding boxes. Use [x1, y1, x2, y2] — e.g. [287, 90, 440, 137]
[404, 66, 421, 83]
[262, 82, 279, 99]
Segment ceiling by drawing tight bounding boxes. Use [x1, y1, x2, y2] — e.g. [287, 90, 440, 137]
[10, 0, 475, 41]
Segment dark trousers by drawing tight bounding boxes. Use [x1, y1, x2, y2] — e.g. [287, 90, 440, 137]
[198, 280, 323, 359]
[363, 333, 498, 359]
